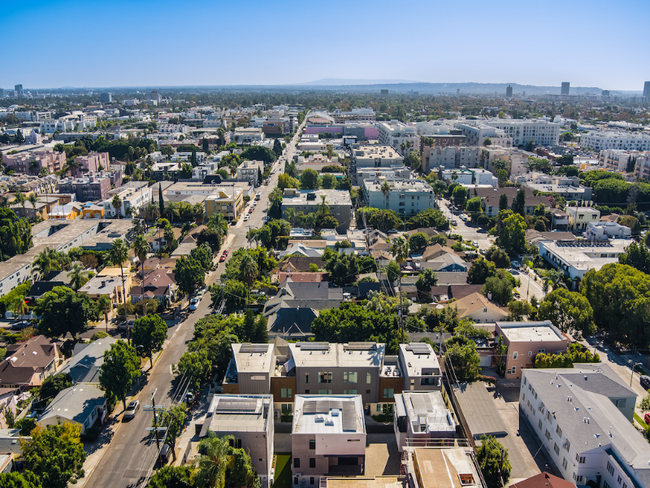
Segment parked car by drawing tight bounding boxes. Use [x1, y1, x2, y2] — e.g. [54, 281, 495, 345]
[641, 375, 650, 389]
[451, 219, 458, 226]
[189, 298, 198, 311]
[185, 391, 195, 404]
[645, 413, 650, 425]
[124, 400, 140, 420]
[248, 208, 254, 214]
[219, 254, 226, 263]
[159, 444, 171, 465]
[511, 260, 521, 269]
[11, 320, 32, 330]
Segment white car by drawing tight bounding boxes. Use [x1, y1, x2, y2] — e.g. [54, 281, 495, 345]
[189, 298, 198, 311]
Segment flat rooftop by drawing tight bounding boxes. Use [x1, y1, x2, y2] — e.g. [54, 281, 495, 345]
[289, 342, 385, 368]
[399, 344, 440, 377]
[497, 321, 565, 343]
[395, 391, 456, 434]
[324, 477, 403, 488]
[282, 189, 352, 207]
[364, 179, 433, 193]
[201, 395, 271, 436]
[233, 343, 275, 374]
[293, 395, 366, 435]
[354, 145, 402, 160]
[412, 447, 481, 488]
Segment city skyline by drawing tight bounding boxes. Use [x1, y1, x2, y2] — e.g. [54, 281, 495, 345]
[1, 0, 648, 91]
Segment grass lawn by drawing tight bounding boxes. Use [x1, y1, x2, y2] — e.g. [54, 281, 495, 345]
[273, 453, 292, 488]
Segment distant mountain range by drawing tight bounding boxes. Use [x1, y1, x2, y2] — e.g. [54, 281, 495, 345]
[296, 78, 419, 86]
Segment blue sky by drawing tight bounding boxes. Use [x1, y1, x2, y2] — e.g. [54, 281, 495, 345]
[1, 0, 648, 91]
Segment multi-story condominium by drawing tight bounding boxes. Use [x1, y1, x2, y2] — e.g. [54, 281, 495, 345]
[234, 127, 264, 145]
[441, 169, 473, 185]
[362, 178, 435, 217]
[223, 343, 275, 395]
[539, 238, 631, 280]
[15, 111, 50, 122]
[494, 321, 568, 380]
[291, 395, 367, 485]
[454, 122, 513, 148]
[199, 395, 274, 487]
[74, 152, 110, 175]
[103, 181, 152, 218]
[520, 364, 650, 487]
[469, 168, 498, 187]
[484, 119, 560, 146]
[58, 174, 112, 202]
[282, 189, 353, 232]
[351, 145, 404, 172]
[237, 160, 264, 187]
[377, 121, 419, 156]
[3, 149, 65, 175]
[157, 123, 188, 134]
[585, 221, 631, 241]
[204, 187, 245, 221]
[525, 183, 592, 202]
[426, 146, 481, 172]
[39, 119, 80, 134]
[331, 108, 375, 123]
[565, 206, 600, 230]
[263, 117, 288, 136]
[393, 391, 457, 451]
[355, 166, 411, 183]
[600, 149, 650, 180]
[481, 147, 534, 177]
[583, 131, 650, 152]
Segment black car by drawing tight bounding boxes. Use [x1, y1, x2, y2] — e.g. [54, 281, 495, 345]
[641, 375, 650, 389]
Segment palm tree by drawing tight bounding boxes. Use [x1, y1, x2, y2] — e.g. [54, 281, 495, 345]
[97, 295, 111, 333]
[390, 236, 409, 265]
[68, 263, 90, 290]
[166, 201, 179, 223]
[284, 207, 296, 227]
[542, 269, 566, 295]
[112, 194, 122, 219]
[132, 234, 150, 283]
[380, 181, 390, 209]
[32, 248, 54, 279]
[28, 193, 39, 217]
[12, 298, 29, 322]
[0, 195, 8, 208]
[207, 213, 228, 237]
[319, 194, 328, 217]
[108, 239, 129, 305]
[194, 434, 235, 488]
[239, 254, 258, 301]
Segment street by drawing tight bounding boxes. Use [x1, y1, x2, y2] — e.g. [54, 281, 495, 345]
[437, 198, 494, 250]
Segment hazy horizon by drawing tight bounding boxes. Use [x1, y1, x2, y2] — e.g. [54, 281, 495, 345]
[1, 0, 648, 91]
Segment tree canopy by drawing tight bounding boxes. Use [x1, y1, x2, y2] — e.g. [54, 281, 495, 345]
[34, 286, 99, 340]
[476, 435, 511, 488]
[444, 335, 480, 382]
[538, 288, 596, 337]
[0, 208, 33, 259]
[132, 314, 168, 367]
[99, 340, 141, 411]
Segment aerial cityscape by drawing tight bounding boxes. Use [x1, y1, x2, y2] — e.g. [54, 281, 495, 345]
[1, 1, 650, 488]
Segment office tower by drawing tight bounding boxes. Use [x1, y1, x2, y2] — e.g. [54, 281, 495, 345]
[506, 85, 513, 98]
[644, 81, 650, 100]
[561, 82, 570, 95]
[15, 84, 23, 97]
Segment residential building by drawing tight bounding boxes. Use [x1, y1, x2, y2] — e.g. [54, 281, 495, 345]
[331, 108, 375, 123]
[233, 127, 264, 145]
[477, 187, 550, 217]
[441, 169, 473, 185]
[565, 206, 600, 230]
[585, 221, 631, 240]
[356, 166, 411, 183]
[509, 472, 576, 488]
[3, 149, 65, 175]
[223, 343, 275, 395]
[495, 321, 569, 379]
[237, 159, 264, 187]
[48, 203, 82, 219]
[520, 364, 650, 487]
[425, 146, 481, 172]
[469, 168, 499, 187]
[103, 181, 152, 218]
[582, 131, 650, 152]
[282, 189, 353, 232]
[58, 173, 112, 202]
[59, 338, 118, 384]
[484, 119, 561, 146]
[291, 395, 367, 485]
[351, 145, 404, 172]
[398, 343, 442, 392]
[129, 269, 176, 305]
[362, 179, 435, 217]
[448, 292, 508, 324]
[525, 183, 592, 202]
[377, 121, 419, 156]
[205, 186, 245, 221]
[422, 253, 469, 273]
[540, 238, 632, 279]
[199, 395, 274, 487]
[78, 275, 126, 306]
[0, 336, 60, 389]
[401, 446, 483, 488]
[393, 391, 457, 451]
[38, 385, 105, 435]
[454, 122, 513, 148]
[481, 147, 533, 177]
[82, 204, 105, 219]
[75, 152, 109, 175]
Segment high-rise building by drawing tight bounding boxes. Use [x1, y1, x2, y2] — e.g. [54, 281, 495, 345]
[100, 92, 112, 103]
[14, 84, 23, 97]
[561, 82, 570, 95]
[0, 89, 4, 98]
[644, 81, 650, 100]
[602, 90, 610, 97]
[506, 85, 513, 98]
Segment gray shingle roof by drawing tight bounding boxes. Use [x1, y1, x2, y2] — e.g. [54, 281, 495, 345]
[39, 385, 105, 425]
[60, 338, 118, 384]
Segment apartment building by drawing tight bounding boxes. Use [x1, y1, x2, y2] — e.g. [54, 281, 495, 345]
[426, 147, 481, 171]
[223, 343, 275, 395]
[3, 149, 65, 175]
[539, 238, 631, 280]
[585, 221, 631, 241]
[441, 169, 473, 185]
[495, 321, 568, 379]
[394, 391, 456, 451]
[331, 108, 375, 123]
[291, 395, 367, 485]
[282, 189, 353, 232]
[351, 145, 404, 171]
[481, 147, 534, 177]
[583, 131, 650, 152]
[485, 119, 561, 146]
[356, 166, 411, 183]
[103, 181, 152, 218]
[59, 174, 112, 202]
[599, 149, 650, 180]
[234, 127, 264, 145]
[205, 187, 245, 221]
[477, 187, 549, 218]
[377, 121, 419, 156]
[362, 179, 435, 217]
[398, 343, 442, 391]
[237, 159, 264, 187]
[401, 445, 483, 488]
[520, 364, 649, 487]
[199, 395, 274, 487]
[74, 152, 109, 174]
[565, 206, 600, 230]
[454, 122, 513, 147]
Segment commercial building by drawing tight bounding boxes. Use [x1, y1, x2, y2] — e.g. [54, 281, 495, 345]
[362, 179, 435, 218]
[58, 173, 112, 202]
[644, 82, 650, 101]
[539, 238, 632, 280]
[3, 149, 65, 175]
[582, 131, 650, 152]
[393, 391, 457, 451]
[495, 321, 568, 379]
[565, 206, 600, 230]
[100, 93, 112, 103]
[291, 395, 367, 485]
[282, 189, 353, 232]
[199, 395, 274, 487]
[520, 364, 650, 487]
[484, 119, 561, 146]
[331, 108, 375, 123]
[506, 85, 513, 98]
[561, 82, 570, 96]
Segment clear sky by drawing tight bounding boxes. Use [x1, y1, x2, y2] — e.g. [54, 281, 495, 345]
[1, 0, 648, 91]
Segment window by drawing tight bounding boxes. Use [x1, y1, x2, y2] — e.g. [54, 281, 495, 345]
[562, 458, 568, 470]
[367, 373, 372, 384]
[556, 425, 563, 437]
[545, 430, 551, 441]
[281, 388, 292, 399]
[459, 474, 475, 486]
[305, 389, 310, 394]
[528, 351, 532, 357]
[309, 458, 316, 468]
[366, 390, 371, 395]
[310, 478, 315, 486]
[564, 439, 571, 452]
[344, 389, 357, 395]
[604, 482, 610, 488]
[309, 439, 315, 450]
[577, 476, 584, 483]
[511, 366, 516, 374]
[294, 458, 300, 468]
[537, 349, 545, 354]
[554, 443, 560, 455]
[318, 372, 332, 383]
[421, 377, 437, 386]
[513, 351, 518, 360]
[607, 461, 615, 476]
[343, 372, 358, 384]
[538, 419, 543, 430]
[617, 476, 622, 485]
[318, 389, 332, 395]
[305, 373, 309, 384]
[576, 455, 586, 464]
[251, 376, 266, 381]
[384, 388, 395, 399]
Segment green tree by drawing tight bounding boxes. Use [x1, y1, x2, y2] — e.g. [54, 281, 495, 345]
[156, 403, 186, 458]
[240, 146, 277, 164]
[538, 288, 596, 337]
[300, 168, 320, 190]
[111, 194, 122, 218]
[476, 435, 511, 488]
[174, 255, 206, 297]
[640, 394, 650, 412]
[99, 340, 141, 411]
[320, 173, 337, 189]
[132, 314, 168, 368]
[34, 286, 99, 340]
[147, 465, 193, 488]
[468, 258, 497, 284]
[158, 183, 165, 217]
[409, 232, 429, 253]
[196, 227, 222, 254]
[0, 471, 42, 488]
[416, 269, 438, 299]
[619, 242, 650, 274]
[452, 185, 468, 207]
[510, 188, 526, 216]
[67, 262, 89, 291]
[133, 233, 150, 283]
[20, 422, 86, 488]
[211, 280, 248, 313]
[484, 246, 511, 268]
[273, 138, 283, 157]
[497, 213, 526, 254]
[482, 275, 514, 306]
[37, 373, 73, 403]
[0, 208, 33, 258]
[407, 150, 421, 171]
[507, 300, 533, 321]
[386, 261, 401, 284]
[444, 335, 480, 382]
[498, 193, 509, 211]
[390, 236, 410, 264]
[174, 349, 212, 391]
[466, 197, 482, 213]
[278, 173, 299, 189]
[108, 239, 129, 305]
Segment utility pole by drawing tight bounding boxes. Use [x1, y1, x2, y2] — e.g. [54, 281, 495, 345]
[144, 388, 167, 466]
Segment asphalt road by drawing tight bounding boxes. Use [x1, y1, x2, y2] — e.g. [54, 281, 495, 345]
[84, 124, 305, 488]
[437, 198, 494, 250]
